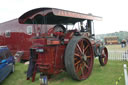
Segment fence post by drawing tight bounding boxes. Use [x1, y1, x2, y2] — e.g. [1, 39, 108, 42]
[124, 64, 128, 85]
[126, 50, 128, 61]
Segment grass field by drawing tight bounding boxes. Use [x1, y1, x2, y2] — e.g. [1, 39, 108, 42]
[1, 59, 128, 85]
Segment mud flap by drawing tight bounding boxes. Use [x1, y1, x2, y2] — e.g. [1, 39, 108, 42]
[27, 56, 36, 79]
[27, 49, 37, 79]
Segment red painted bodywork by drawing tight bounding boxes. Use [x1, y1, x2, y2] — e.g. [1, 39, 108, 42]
[30, 31, 76, 76]
[36, 45, 66, 74]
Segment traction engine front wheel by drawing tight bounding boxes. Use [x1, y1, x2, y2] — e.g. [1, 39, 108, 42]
[99, 47, 108, 66]
[65, 36, 94, 80]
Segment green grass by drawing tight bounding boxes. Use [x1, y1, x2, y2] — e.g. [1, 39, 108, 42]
[1, 60, 127, 85]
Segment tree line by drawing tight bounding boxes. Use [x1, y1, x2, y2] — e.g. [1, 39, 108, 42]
[96, 31, 128, 43]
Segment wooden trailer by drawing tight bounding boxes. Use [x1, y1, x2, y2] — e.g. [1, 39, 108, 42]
[104, 36, 119, 45]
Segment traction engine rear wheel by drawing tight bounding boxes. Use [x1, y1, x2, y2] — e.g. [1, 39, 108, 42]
[65, 36, 94, 80]
[99, 47, 108, 66]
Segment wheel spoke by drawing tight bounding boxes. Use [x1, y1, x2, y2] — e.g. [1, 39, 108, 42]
[81, 64, 87, 78]
[77, 63, 87, 78]
[75, 60, 81, 66]
[75, 65, 79, 73]
[83, 62, 89, 69]
[74, 57, 77, 60]
[84, 45, 89, 54]
[75, 53, 82, 58]
[80, 66, 84, 77]
[76, 64, 81, 73]
[102, 55, 105, 58]
[82, 40, 85, 51]
[76, 62, 89, 77]
[79, 40, 85, 53]
[75, 46, 82, 55]
[102, 51, 106, 58]
[76, 63, 83, 73]
[77, 44, 83, 54]
[87, 56, 91, 58]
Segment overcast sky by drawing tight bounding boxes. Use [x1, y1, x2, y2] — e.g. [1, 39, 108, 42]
[0, 0, 128, 34]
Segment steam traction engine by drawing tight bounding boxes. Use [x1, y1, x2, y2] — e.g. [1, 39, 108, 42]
[19, 8, 108, 84]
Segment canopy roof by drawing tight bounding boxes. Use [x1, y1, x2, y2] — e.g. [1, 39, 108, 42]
[19, 7, 102, 24]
